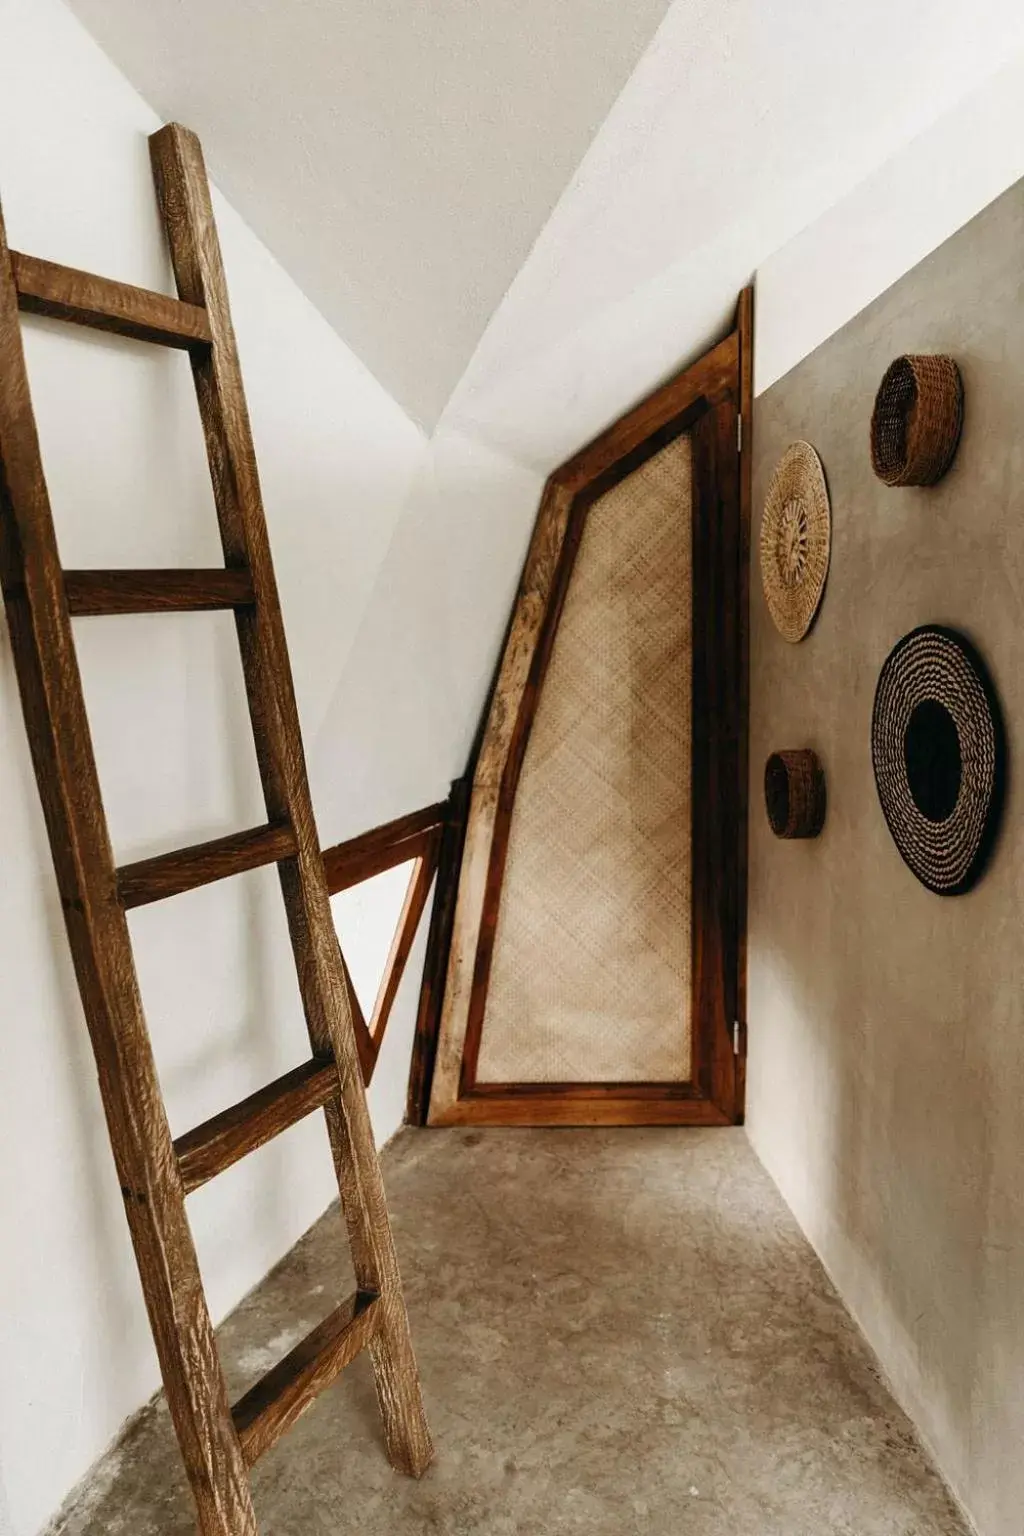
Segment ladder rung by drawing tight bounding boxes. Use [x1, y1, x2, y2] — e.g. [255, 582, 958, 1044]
[65, 568, 255, 616]
[11, 250, 213, 349]
[233, 1291, 382, 1467]
[175, 1057, 338, 1193]
[118, 821, 297, 908]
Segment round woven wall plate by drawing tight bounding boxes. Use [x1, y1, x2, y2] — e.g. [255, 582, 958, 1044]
[760, 441, 831, 642]
[872, 626, 1004, 895]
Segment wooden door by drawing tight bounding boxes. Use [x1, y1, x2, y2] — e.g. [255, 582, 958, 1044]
[427, 295, 751, 1126]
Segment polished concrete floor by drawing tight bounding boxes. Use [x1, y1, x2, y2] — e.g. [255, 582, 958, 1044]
[57, 1128, 968, 1535]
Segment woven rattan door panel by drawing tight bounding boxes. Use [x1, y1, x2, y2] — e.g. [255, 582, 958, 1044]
[477, 434, 692, 1083]
[428, 300, 751, 1126]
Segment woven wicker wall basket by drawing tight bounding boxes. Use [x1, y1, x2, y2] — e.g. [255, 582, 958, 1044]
[765, 750, 826, 839]
[870, 355, 964, 487]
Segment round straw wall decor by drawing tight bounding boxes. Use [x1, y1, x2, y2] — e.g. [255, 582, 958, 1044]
[871, 626, 1004, 895]
[765, 750, 826, 839]
[870, 355, 963, 487]
[760, 442, 831, 642]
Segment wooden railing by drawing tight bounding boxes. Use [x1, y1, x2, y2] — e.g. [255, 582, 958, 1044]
[320, 782, 467, 1121]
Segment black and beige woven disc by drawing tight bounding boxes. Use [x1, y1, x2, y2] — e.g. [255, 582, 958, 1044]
[760, 441, 831, 642]
[872, 626, 1004, 895]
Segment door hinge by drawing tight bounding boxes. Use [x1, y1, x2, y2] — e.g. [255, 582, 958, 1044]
[732, 1020, 745, 1056]
[737, 414, 743, 454]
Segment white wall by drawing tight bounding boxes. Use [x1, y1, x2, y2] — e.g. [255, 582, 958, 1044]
[0, 1452, 12, 1536]
[309, 427, 544, 840]
[0, 3, 430, 1533]
[755, 46, 1024, 396]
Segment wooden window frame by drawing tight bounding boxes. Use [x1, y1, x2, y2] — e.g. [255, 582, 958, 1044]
[321, 803, 446, 1085]
[421, 292, 754, 1128]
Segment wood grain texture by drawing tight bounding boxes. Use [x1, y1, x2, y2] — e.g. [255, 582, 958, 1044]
[0, 190, 256, 1536]
[427, 479, 575, 1121]
[473, 479, 577, 795]
[337, 945, 378, 1086]
[117, 821, 297, 908]
[323, 806, 443, 1088]
[232, 1291, 381, 1467]
[456, 486, 593, 1096]
[407, 779, 470, 1126]
[429, 319, 748, 1128]
[175, 1058, 338, 1194]
[12, 249, 212, 349]
[734, 286, 754, 1107]
[554, 331, 739, 496]
[689, 398, 743, 1119]
[366, 846, 438, 1045]
[322, 801, 446, 893]
[65, 568, 254, 616]
[432, 1094, 733, 1128]
[150, 122, 432, 1481]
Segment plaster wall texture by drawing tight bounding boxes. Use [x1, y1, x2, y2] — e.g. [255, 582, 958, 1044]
[746, 178, 1024, 1536]
[0, 3, 433, 1532]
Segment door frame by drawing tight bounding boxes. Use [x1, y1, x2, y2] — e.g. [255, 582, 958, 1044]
[426, 290, 753, 1127]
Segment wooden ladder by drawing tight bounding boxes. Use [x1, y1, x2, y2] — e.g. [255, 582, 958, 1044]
[0, 124, 432, 1534]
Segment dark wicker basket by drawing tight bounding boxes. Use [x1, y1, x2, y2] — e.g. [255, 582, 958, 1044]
[870, 355, 963, 487]
[765, 750, 826, 839]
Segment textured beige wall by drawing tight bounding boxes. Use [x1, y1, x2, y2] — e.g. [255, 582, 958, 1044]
[746, 180, 1024, 1536]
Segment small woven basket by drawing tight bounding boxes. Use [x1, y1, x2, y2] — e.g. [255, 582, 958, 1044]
[870, 355, 963, 487]
[765, 750, 826, 839]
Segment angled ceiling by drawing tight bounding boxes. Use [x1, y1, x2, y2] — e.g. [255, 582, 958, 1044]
[445, 0, 1024, 469]
[67, 0, 1024, 441]
[66, 0, 673, 428]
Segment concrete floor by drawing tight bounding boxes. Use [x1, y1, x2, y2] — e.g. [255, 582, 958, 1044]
[57, 1129, 968, 1535]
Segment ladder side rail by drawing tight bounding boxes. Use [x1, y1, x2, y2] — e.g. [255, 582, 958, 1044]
[0, 199, 257, 1536]
[149, 123, 432, 1477]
